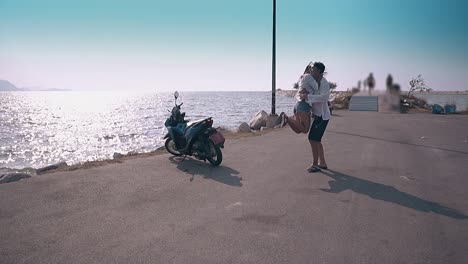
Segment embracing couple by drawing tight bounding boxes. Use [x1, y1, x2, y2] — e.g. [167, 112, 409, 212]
[284, 62, 331, 173]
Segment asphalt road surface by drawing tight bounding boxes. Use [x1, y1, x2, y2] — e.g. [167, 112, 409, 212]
[1, 111, 467, 264]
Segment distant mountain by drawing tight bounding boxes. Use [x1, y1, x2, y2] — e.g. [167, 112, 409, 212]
[0, 79, 71, 91]
[42, 88, 71, 91]
[22, 87, 72, 91]
[0, 80, 19, 91]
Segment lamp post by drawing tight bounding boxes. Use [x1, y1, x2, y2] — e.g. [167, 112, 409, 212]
[271, 0, 276, 116]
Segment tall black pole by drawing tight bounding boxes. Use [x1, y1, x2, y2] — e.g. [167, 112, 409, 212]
[271, 0, 276, 115]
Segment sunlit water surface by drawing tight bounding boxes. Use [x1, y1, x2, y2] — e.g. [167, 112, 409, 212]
[0, 91, 295, 169]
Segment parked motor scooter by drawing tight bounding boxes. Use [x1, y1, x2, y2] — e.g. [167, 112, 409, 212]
[164, 91, 225, 166]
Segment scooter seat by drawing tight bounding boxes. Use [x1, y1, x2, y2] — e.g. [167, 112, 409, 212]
[187, 118, 211, 129]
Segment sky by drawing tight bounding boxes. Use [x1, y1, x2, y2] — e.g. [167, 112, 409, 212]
[0, 0, 467, 91]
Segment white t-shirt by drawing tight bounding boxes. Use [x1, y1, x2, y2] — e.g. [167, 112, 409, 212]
[305, 77, 331, 120]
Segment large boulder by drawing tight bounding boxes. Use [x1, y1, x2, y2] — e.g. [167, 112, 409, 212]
[249, 110, 269, 130]
[0, 173, 31, 184]
[36, 162, 68, 174]
[238, 122, 251, 133]
[113, 152, 125, 159]
[266, 115, 278, 128]
[332, 91, 353, 109]
[266, 112, 286, 128]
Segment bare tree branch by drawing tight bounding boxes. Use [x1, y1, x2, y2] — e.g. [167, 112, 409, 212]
[407, 74, 431, 97]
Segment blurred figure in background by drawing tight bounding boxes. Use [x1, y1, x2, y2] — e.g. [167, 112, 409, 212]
[367, 73, 375, 95]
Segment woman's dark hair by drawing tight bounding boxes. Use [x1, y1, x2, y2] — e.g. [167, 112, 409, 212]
[313, 62, 326, 74]
[303, 64, 312, 74]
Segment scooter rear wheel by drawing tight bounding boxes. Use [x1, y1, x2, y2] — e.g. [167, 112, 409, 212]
[206, 139, 223, 166]
[165, 138, 183, 156]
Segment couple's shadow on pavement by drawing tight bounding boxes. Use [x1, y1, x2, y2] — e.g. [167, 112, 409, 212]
[169, 156, 242, 187]
[319, 169, 468, 220]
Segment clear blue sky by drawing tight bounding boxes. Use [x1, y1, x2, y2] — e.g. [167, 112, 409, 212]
[1, 0, 467, 91]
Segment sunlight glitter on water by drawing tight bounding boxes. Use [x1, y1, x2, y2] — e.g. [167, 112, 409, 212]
[0, 91, 296, 169]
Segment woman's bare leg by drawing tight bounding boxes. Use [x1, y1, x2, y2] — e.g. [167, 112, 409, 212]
[288, 118, 302, 134]
[297, 112, 311, 133]
[287, 112, 310, 134]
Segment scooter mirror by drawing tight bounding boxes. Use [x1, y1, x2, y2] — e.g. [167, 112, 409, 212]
[174, 91, 179, 99]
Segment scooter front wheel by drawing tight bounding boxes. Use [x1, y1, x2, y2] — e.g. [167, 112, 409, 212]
[165, 138, 183, 156]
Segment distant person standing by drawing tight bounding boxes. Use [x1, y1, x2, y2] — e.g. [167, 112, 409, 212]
[367, 73, 375, 95]
[304, 62, 331, 173]
[386, 74, 393, 90]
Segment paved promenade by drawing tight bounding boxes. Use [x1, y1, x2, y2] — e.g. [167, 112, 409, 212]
[1, 111, 467, 264]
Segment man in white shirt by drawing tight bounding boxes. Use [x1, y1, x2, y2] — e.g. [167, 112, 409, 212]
[300, 62, 331, 172]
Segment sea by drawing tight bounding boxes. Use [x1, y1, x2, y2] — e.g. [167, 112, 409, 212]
[0, 91, 296, 170]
